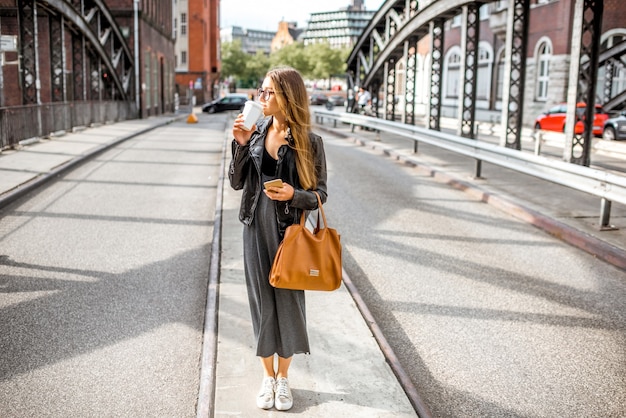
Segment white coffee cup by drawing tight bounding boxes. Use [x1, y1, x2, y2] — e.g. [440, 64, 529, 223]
[242, 100, 263, 131]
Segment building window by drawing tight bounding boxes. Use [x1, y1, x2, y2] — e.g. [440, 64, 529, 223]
[145, 50, 151, 108]
[181, 50, 187, 65]
[479, 4, 490, 20]
[477, 43, 493, 101]
[495, 1, 508, 11]
[535, 40, 552, 101]
[495, 48, 505, 101]
[153, 54, 159, 108]
[445, 47, 461, 99]
[180, 13, 187, 36]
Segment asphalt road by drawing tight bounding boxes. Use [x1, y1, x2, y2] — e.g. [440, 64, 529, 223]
[0, 116, 224, 416]
[319, 127, 626, 417]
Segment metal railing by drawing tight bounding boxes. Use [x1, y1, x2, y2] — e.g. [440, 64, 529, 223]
[314, 110, 626, 229]
[0, 101, 138, 150]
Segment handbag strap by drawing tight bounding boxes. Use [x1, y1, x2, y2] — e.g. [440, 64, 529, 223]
[313, 191, 328, 229]
[299, 191, 328, 230]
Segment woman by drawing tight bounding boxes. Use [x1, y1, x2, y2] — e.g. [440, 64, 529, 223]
[229, 66, 328, 411]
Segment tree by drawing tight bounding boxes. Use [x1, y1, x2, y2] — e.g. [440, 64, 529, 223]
[269, 43, 311, 76]
[220, 40, 248, 88]
[306, 42, 343, 79]
[305, 42, 349, 89]
[221, 39, 352, 91]
[243, 50, 271, 88]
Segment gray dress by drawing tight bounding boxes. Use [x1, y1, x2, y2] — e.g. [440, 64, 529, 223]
[243, 171, 310, 358]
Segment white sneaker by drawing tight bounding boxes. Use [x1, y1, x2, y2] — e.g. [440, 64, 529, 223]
[274, 377, 293, 411]
[256, 376, 275, 409]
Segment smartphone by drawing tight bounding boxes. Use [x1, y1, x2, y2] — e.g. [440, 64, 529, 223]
[263, 179, 284, 189]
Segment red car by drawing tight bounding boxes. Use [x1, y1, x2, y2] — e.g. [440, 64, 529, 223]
[534, 103, 608, 136]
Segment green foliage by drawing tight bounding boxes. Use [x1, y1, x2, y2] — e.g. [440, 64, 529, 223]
[220, 40, 248, 82]
[243, 50, 271, 88]
[220, 40, 351, 89]
[306, 42, 347, 80]
[269, 43, 311, 75]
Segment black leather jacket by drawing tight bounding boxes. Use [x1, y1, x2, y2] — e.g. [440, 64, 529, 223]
[229, 116, 328, 237]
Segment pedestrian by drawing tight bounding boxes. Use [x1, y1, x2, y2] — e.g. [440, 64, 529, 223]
[228, 66, 328, 411]
[357, 86, 371, 112]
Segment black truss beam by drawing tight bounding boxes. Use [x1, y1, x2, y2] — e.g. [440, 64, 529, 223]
[18, 0, 39, 105]
[502, 0, 529, 150]
[569, 0, 603, 167]
[459, 3, 480, 139]
[428, 19, 444, 131]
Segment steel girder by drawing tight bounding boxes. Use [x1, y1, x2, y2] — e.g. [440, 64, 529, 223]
[428, 19, 444, 131]
[385, 58, 396, 120]
[18, 0, 134, 103]
[500, 0, 529, 150]
[404, 39, 417, 125]
[347, 0, 475, 91]
[50, 14, 66, 102]
[18, 0, 40, 105]
[565, 0, 603, 166]
[458, 4, 480, 139]
[72, 32, 86, 100]
[599, 40, 626, 110]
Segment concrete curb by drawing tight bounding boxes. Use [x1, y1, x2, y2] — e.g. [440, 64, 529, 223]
[195, 128, 227, 418]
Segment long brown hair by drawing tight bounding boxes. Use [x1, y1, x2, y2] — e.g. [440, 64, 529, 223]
[267, 66, 317, 190]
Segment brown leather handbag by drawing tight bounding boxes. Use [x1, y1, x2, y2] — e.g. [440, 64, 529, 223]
[269, 192, 342, 291]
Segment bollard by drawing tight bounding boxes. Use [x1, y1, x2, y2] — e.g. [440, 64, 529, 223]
[600, 198, 618, 230]
[474, 159, 482, 179]
[534, 131, 542, 155]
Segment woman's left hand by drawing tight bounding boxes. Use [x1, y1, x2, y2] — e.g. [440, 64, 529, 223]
[264, 182, 294, 201]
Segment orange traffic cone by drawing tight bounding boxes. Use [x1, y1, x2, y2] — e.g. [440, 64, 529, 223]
[187, 113, 198, 123]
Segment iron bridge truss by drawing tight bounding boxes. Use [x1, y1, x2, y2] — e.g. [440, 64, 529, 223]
[17, 0, 134, 104]
[346, 0, 621, 168]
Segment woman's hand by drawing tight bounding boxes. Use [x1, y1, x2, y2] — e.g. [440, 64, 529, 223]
[264, 182, 294, 201]
[232, 113, 255, 146]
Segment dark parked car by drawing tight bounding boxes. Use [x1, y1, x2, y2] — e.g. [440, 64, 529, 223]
[328, 95, 345, 106]
[534, 102, 608, 136]
[202, 94, 248, 113]
[602, 110, 626, 141]
[309, 94, 329, 106]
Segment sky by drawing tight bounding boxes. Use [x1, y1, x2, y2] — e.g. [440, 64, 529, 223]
[220, 0, 386, 32]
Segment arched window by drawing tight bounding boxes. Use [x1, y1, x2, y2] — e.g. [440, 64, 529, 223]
[495, 47, 506, 102]
[477, 42, 493, 101]
[444, 47, 462, 99]
[535, 39, 552, 101]
[396, 60, 406, 98]
[416, 53, 426, 104]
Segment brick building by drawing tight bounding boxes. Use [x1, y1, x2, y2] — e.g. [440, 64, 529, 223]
[109, 0, 176, 117]
[174, 0, 220, 105]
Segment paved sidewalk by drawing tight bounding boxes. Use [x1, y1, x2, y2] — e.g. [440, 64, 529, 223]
[213, 170, 417, 417]
[0, 114, 183, 208]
